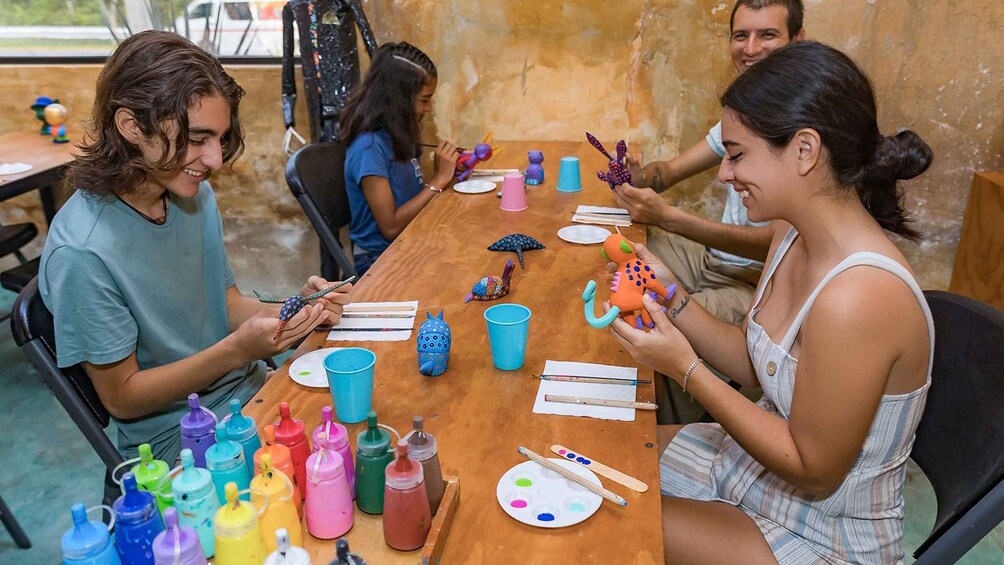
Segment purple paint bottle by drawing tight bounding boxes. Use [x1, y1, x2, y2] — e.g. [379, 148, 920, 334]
[152, 508, 207, 565]
[180, 394, 217, 467]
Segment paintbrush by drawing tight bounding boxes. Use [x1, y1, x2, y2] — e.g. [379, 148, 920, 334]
[421, 143, 467, 151]
[576, 210, 632, 217]
[544, 395, 657, 410]
[517, 446, 627, 507]
[340, 313, 415, 319]
[341, 305, 417, 313]
[321, 327, 413, 332]
[550, 445, 649, 492]
[536, 374, 651, 385]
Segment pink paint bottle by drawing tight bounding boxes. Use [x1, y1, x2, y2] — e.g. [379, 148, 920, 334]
[382, 439, 431, 551]
[311, 406, 355, 494]
[304, 433, 354, 539]
[273, 402, 310, 501]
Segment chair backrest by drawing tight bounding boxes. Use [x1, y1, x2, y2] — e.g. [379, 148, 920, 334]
[10, 277, 123, 469]
[911, 290, 1004, 558]
[285, 142, 357, 281]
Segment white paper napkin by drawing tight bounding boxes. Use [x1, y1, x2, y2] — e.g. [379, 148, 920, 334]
[327, 300, 419, 341]
[532, 360, 639, 421]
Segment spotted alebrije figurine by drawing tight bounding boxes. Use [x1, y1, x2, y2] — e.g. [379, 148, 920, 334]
[525, 151, 544, 185]
[586, 132, 632, 189]
[582, 234, 676, 330]
[254, 276, 356, 340]
[465, 259, 515, 303]
[487, 233, 545, 270]
[417, 311, 451, 376]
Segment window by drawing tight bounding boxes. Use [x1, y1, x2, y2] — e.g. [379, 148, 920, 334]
[0, 0, 285, 58]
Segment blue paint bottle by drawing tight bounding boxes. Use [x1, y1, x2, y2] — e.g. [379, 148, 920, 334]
[205, 422, 251, 504]
[223, 398, 261, 476]
[171, 448, 220, 558]
[113, 473, 165, 565]
[61, 503, 121, 565]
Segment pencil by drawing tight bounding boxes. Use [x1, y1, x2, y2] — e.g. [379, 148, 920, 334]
[537, 375, 652, 386]
[544, 395, 657, 410]
[517, 446, 627, 507]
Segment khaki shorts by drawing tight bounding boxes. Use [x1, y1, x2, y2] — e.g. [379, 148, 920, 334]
[646, 228, 761, 326]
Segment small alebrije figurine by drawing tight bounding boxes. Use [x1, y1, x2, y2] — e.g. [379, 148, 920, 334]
[586, 132, 632, 189]
[329, 537, 366, 565]
[31, 96, 57, 135]
[487, 234, 545, 270]
[465, 259, 515, 303]
[525, 150, 544, 185]
[454, 130, 501, 181]
[254, 276, 355, 340]
[44, 103, 70, 144]
[417, 311, 451, 376]
[582, 234, 676, 330]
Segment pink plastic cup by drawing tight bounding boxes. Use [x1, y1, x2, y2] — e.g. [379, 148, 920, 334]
[500, 173, 528, 212]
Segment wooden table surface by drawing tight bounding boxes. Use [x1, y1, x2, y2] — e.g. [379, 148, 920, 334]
[245, 141, 665, 564]
[0, 129, 80, 222]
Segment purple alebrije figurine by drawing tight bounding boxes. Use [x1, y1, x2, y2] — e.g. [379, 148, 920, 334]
[465, 259, 515, 303]
[586, 132, 632, 189]
[454, 143, 495, 181]
[525, 151, 544, 185]
[417, 311, 451, 377]
[487, 233, 545, 270]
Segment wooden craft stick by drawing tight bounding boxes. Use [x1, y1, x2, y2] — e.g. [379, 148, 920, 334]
[537, 375, 652, 386]
[517, 446, 627, 507]
[550, 444, 649, 493]
[340, 313, 415, 319]
[573, 213, 633, 224]
[544, 395, 657, 410]
[341, 305, 417, 313]
[471, 168, 520, 175]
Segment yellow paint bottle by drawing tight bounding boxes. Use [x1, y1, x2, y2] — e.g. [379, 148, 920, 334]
[251, 453, 302, 552]
[213, 482, 267, 565]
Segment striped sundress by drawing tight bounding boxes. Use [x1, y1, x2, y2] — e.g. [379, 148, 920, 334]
[660, 228, 935, 564]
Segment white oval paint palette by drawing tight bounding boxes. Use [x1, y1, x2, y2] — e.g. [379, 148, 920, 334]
[287, 347, 344, 388]
[496, 457, 602, 528]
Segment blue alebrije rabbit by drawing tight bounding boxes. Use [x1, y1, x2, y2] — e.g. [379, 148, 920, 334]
[417, 311, 451, 376]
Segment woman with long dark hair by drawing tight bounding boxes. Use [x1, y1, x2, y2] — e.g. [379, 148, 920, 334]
[610, 41, 934, 563]
[338, 41, 460, 276]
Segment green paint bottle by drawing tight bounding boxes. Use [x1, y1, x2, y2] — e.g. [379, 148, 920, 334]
[354, 411, 393, 515]
[133, 443, 173, 513]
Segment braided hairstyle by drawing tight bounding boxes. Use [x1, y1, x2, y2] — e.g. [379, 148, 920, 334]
[721, 41, 932, 241]
[338, 41, 437, 160]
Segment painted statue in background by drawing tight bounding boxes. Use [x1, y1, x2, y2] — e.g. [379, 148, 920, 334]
[281, 0, 378, 145]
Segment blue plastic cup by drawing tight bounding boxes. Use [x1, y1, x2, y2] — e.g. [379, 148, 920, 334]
[323, 348, 376, 423]
[556, 156, 582, 192]
[484, 304, 532, 371]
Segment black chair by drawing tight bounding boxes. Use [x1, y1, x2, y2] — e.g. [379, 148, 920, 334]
[0, 222, 40, 296]
[10, 277, 124, 506]
[0, 494, 30, 549]
[285, 142, 357, 282]
[911, 291, 1004, 563]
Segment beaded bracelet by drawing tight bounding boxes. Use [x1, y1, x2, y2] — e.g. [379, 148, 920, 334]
[683, 358, 704, 393]
[426, 183, 443, 193]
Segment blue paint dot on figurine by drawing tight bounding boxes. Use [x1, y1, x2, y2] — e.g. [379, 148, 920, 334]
[417, 311, 451, 376]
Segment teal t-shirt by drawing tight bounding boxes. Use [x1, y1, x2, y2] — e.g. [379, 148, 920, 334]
[39, 183, 265, 462]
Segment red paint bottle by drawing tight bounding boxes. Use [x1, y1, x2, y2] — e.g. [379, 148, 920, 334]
[382, 440, 432, 551]
[274, 402, 310, 501]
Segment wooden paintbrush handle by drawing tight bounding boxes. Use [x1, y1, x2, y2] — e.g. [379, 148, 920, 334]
[550, 444, 649, 493]
[517, 446, 627, 507]
[544, 395, 657, 410]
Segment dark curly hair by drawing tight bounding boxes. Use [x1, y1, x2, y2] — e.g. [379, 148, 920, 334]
[337, 41, 437, 161]
[721, 41, 932, 241]
[69, 30, 245, 197]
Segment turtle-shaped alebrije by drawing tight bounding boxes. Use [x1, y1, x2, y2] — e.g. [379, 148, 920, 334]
[487, 233, 545, 269]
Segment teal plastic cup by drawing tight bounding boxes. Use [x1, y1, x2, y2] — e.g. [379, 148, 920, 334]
[323, 348, 376, 423]
[556, 156, 582, 192]
[484, 304, 532, 371]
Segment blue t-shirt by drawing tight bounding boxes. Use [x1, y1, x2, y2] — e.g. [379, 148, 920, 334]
[39, 183, 265, 462]
[344, 130, 424, 254]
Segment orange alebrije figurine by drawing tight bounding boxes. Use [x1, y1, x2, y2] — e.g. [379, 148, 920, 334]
[582, 234, 676, 330]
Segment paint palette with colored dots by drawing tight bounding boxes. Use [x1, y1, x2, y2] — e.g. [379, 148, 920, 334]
[287, 347, 344, 388]
[496, 457, 603, 528]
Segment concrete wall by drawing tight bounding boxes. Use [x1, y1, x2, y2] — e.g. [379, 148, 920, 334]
[2, 0, 1001, 288]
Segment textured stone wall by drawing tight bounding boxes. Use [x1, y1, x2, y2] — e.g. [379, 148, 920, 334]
[1, 0, 1002, 288]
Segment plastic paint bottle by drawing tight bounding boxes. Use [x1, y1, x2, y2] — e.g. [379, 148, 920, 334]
[253, 424, 302, 516]
[224, 399, 262, 476]
[354, 411, 393, 515]
[263, 528, 311, 565]
[171, 449, 219, 558]
[213, 483, 268, 565]
[113, 473, 165, 565]
[382, 440, 432, 551]
[180, 394, 217, 468]
[407, 416, 444, 514]
[61, 503, 121, 565]
[304, 433, 354, 539]
[274, 402, 310, 501]
[205, 423, 251, 504]
[151, 508, 207, 565]
[311, 406, 355, 493]
[251, 453, 302, 552]
[132, 444, 173, 514]
[331, 539, 365, 565]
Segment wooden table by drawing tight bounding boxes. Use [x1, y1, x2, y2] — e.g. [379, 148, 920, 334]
[245, 141, 665, 564]
[949, 172, 1004, 310]
[0, 130, 79, 223]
